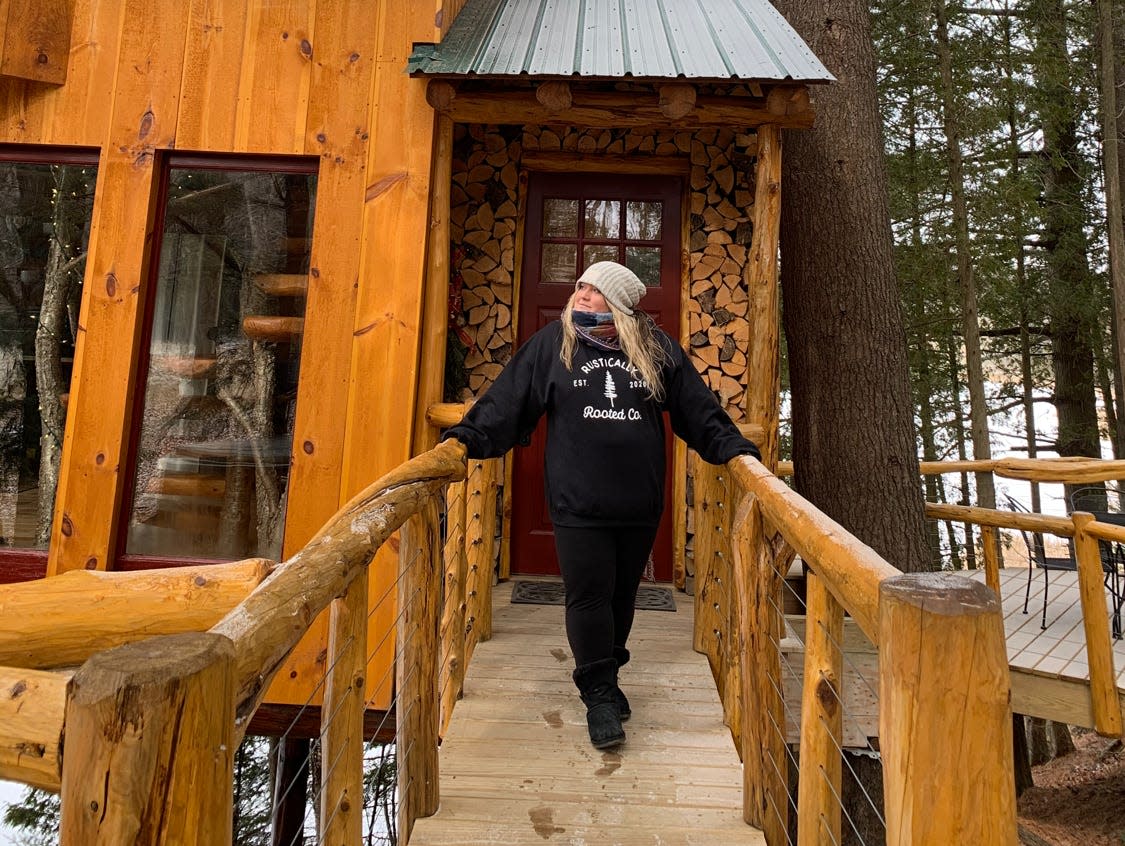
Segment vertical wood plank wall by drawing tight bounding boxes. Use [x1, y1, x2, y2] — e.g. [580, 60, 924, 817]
[0, 0, 448, 707]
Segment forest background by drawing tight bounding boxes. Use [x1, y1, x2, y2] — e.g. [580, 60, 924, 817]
[865, 0, 1125, 570]
[4, 0, 1125, 842]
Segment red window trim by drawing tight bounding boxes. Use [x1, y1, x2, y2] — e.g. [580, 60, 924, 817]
[115, 152, 319, 572]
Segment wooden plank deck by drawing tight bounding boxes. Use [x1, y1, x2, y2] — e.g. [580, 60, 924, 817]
[780, 565, 1125, 749]
[409, 581, 764, 846]
[971, 567, 1125, 729]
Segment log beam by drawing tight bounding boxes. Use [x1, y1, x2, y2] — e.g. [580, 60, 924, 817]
[0, 558, 273, 669]
[535, 80, 573, 111]
[427, 86, 815, 129]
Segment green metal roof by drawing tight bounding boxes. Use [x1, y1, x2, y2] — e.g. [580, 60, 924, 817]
[408, 0, 833, 83]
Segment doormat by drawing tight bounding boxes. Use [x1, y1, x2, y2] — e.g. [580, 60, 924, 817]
[510, 580, 676, 612]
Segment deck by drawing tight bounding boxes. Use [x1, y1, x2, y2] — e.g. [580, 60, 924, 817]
[975, 566, 1125, 728]
[409, 581, 764, 846]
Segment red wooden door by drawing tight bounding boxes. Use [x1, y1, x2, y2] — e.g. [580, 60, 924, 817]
[511, 172, 682, 580]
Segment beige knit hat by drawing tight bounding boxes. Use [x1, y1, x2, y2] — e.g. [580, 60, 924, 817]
[576, 261, 647, 315]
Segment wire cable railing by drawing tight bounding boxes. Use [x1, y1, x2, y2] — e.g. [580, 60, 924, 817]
[693, 453, 1019, 845]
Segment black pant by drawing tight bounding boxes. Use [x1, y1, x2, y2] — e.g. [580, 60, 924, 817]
[553, 524, 660, 667]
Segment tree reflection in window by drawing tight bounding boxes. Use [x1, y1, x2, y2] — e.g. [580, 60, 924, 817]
[0, 155, 97, 549]
[125, 161, 316, 562]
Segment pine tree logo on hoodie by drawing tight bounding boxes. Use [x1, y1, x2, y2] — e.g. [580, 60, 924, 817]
[604, 371, 617, 407]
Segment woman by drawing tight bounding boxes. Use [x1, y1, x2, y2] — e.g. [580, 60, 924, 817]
[444, 260, 760, 749]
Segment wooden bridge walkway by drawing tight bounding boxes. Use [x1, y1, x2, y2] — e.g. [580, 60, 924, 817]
[409, 581, 764, 846]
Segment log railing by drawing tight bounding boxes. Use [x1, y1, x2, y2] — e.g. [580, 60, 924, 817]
[922, 499, 1123, 739]
[11, 437, 1095, 844]
[694, 454, 1018, 845]
[0, 438, 507, 845]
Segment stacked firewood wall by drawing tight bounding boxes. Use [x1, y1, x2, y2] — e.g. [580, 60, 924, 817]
[447, 121, 759, 583]
[448, 123, 757, 421]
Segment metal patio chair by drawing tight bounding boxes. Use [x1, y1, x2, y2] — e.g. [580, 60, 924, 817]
[1005, 494, 1078, 630]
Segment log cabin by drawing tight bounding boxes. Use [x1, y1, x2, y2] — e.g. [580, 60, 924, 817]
[0, 3, 1074, 844]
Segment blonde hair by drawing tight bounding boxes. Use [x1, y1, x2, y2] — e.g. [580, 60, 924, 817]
[560, 293, 670, 402]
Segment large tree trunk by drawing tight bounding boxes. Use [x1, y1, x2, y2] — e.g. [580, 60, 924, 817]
[1099, 0, 1125, 459]
[774, 2, 931, 842]
[1032, 0, 1102, 471]
[934, 0, 997, 520]
[774, 1, 930, 574]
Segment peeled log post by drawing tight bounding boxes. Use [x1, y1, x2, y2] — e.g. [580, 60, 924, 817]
[0, 558, 273, 669]
[692, 454, 725, 660]
[878, 573, 1016, 845]
[320, 567, 368, 846]
[732, 491, 788, 842]
[981, 525, 1001, 595]
[439, 477, 468, 737]
[398, 497, 442, 839]
[797, 572, 843, 846]
[744, 124, 782, 468]
[0, 666, 67, 791]
[1071, 512, 1123, 736]
[478, 458, 500, 640]
[59, 633, 236, 844]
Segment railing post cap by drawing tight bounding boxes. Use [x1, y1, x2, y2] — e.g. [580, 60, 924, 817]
[879, 571, 1000, 617]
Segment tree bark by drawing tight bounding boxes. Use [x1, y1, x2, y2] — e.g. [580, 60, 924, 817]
[774, 0, 930, 574]
[1031, 0, 1102, 473]
[934, 0, 997, 522]
[773, 1, 931, 841]
[1099, 0, 1125, 459]
[35, 165, 83, 544]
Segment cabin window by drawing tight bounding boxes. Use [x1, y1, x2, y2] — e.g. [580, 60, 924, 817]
[122, 155, 317, 564]
[0, 148, 98, 553]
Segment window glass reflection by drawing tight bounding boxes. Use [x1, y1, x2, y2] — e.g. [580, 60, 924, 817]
[541, 243, 577, 284]
[583, 200, 620, 239]
[126, 165, 316, 561]
[626, 246, 662, 286]
[626, 201, 662, 240]
[543, 198, 578, 238]
[583, 244, 618, 269]
[0, 158, 96, 548]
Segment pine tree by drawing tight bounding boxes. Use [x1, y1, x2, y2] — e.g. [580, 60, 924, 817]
[603, 371, 617, 407]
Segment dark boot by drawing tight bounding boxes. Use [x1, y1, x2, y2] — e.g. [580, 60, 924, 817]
[572, 658, 626, 749]
[612, 646, 631, 721]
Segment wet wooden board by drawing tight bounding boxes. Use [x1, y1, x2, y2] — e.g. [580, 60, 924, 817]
[409, 583, 764, 846]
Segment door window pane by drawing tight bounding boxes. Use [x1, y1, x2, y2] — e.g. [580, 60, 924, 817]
[541, 243, 577, 284]
[583, 244, 618, 268]
[626, 246, 662, 286]
[0, 156, 97, 549]
[125, 164, 316, 561]
[543, 198, 578, 238]
[626, 201, 662, 240]
[583, 200, 620, 239]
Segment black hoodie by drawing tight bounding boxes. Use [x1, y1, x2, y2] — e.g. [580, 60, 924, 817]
[445, 320, 760, 528]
